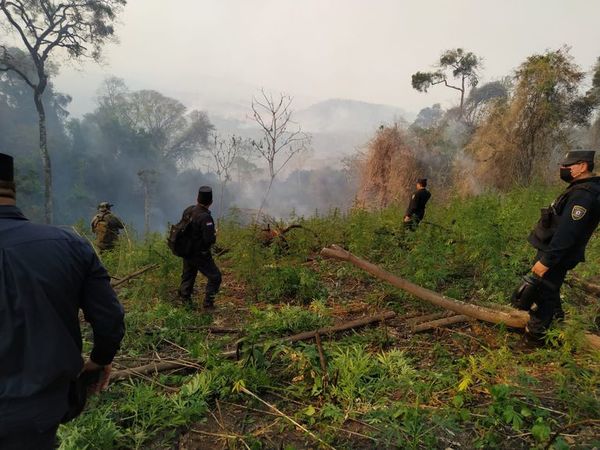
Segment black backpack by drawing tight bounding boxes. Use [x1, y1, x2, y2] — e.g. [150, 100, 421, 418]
[167, 210, 194, 258]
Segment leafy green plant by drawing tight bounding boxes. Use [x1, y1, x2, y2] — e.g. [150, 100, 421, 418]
[257, 265, 328, 304]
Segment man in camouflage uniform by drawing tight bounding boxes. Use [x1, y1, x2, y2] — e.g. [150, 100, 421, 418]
[91, 202, 125, 251]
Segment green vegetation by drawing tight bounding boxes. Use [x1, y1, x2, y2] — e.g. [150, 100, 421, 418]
[59, 185, 599, 449]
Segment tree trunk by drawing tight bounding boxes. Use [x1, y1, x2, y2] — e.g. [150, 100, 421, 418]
[459, 75, 465, 116]
[144, 181, 150, 236]
[218, 181, 226, 221]
[34, 90, 52, 224]
[321, 245, 529, 327]
[320, 245, 600, 349]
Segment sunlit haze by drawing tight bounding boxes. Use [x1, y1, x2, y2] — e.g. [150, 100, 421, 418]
[54, 0, 600, 117]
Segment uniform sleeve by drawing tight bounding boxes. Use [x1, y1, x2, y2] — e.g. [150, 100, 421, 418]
[201, 215, 217, 247]
[539, 191, 595, 268]
[79, 242, 125, 365]
[405, 193, 417, 216]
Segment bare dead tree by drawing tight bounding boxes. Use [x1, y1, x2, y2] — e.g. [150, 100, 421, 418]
[0, 0, 127, 223]
[250, 89, 311, 208]
[207, 133, 250, 220]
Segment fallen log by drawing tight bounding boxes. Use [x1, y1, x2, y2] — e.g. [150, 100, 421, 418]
[206, 327, 241, 334]
[321, 245, 528, 328]
[568, 274, 600, 297]
[320, 244, 600, 350]
[406, 311, 453, 327]
[220, 311, 396, 359]
[413, 315, 471, 333]
[111, 264, 159, 288]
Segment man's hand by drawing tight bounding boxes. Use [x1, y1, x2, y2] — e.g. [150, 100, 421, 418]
[531, 261, 549, 278]
[82, 360, 112, 394]
[403, 215, 411, 223]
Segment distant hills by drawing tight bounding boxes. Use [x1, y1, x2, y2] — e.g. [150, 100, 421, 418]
[207, 98, 413, 161]
[295, 98, 411, 133]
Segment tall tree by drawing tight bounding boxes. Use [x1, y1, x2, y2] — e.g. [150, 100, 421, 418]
[462, 80, 509, 128]
[412, 48, 482, 116]
[569, 56, 600, 127]
[0, 0, 127, 223]
[466, 48, 584, 189]
[94, 80, 213, 165]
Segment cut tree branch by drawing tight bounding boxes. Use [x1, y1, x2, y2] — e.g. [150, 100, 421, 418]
[320, 244, 600, 350]
[110, 264, 159, 288]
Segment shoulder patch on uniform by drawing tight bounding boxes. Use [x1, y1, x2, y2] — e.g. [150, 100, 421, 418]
[571, 205, 587, 220]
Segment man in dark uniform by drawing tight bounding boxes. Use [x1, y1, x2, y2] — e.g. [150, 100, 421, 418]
[518, 150, 600, 341]
[91, 201, 125, 251]
[403, 178, 432, 229]
[178, 186, 222, 309]
[0, 153, 125, 449]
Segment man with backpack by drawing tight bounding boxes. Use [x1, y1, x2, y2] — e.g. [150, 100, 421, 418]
[513, 150, 600, 342]
[173, 186, 222, 309]
[91, 202, 125, 251]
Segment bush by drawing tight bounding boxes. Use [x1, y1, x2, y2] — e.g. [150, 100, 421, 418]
[258, 265, 328, 304]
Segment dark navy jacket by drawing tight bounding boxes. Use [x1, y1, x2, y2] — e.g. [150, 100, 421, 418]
[405, 188, 432, 221]
[529, 177, 600, 268]
[0, 206, 125, 433]
[182, 204, 216, 254]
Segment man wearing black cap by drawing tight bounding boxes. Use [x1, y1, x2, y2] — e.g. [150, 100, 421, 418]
[403, 178, 432, 230]
[178, 185, 222, 309]
[519, 150, 600, 341]
[91, 201, 125, 251]
[0, 153, 125, 449]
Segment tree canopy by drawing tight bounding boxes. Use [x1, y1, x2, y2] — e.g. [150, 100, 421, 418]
[412, 48, 482, 115]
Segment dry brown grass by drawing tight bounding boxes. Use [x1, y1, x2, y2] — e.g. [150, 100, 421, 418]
[356, 124, 425, 209]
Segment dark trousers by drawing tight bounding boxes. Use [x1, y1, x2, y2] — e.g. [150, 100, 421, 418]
[0, 426, 58, 450]
[179, 252, 222, 305]
[403, 215, 422, 231]
[526, 259, 574, 338]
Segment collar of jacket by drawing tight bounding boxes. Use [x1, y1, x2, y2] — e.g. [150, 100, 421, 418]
[0, 205, 28, 221]
[196, 204, 211, 213]
[568, 176, 600, 188]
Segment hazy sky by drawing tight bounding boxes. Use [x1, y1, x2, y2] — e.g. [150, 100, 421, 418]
[53, 0, 600, 117]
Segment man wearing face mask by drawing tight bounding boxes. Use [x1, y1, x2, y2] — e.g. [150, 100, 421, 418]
[515, 150, 600, 341]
